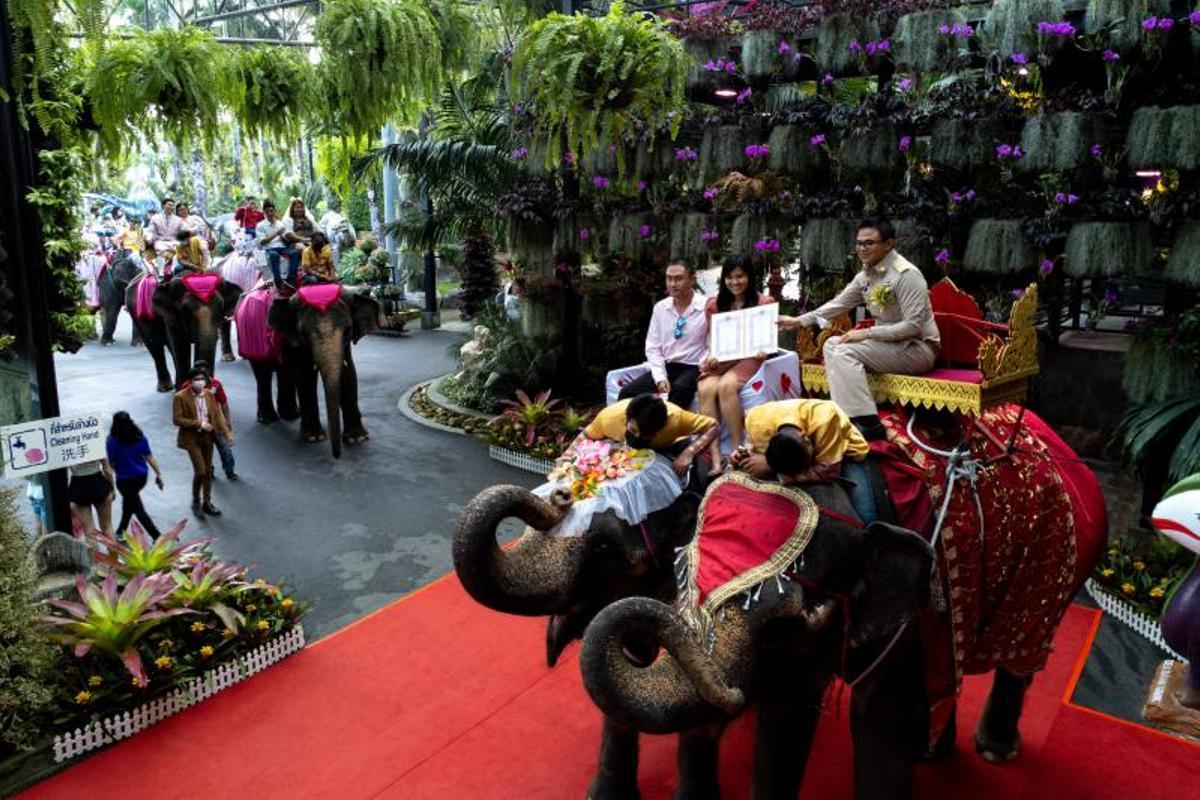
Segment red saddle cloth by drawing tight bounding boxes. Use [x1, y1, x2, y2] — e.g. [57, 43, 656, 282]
[677, 473, 819, 636]
[235, 287, 281, 362]
[297, 283, 342, 312]
[181, 273, 221, 303]
[133, 273, 158, 320]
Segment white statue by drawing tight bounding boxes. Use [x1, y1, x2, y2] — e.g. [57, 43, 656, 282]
[455, 325, 491, 383]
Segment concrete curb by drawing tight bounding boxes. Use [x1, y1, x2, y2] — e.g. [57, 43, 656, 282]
[397, 381, 467, 437]
[426, 374, 492, 420]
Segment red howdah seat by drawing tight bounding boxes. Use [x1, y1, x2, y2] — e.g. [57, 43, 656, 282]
[796, 279, 1039, 416]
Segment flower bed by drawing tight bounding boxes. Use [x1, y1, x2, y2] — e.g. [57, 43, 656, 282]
[1085, 579, 1183, 660]
[52, 625, 306, 762]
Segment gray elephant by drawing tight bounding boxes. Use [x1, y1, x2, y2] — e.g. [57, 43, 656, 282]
[267, 286, 381, 458]
[577, 463, 1107, 800]
[97, 252, 142, 346]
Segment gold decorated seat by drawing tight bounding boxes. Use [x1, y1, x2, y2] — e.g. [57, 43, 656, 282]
[795, 279, 1039, 416]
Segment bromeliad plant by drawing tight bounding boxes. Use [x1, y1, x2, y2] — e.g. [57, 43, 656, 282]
[167, 560, 251, 633]
[95, 519, 211, 578]
[44, 573, 194, 688]
[511, 0, 689, 174]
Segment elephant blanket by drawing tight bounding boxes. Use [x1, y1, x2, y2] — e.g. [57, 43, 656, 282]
[675, 472, 820, 646]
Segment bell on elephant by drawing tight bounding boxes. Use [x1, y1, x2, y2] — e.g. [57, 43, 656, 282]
[1143, 473, 1200, 738]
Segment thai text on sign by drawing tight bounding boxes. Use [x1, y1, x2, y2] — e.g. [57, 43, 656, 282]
[1, 411, 106, 476]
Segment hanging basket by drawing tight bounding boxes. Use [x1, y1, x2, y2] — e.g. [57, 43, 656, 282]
[1063, 221, 1155, 278]
[1166, 220, 1200, 288]
[1122, 335, 1200, 404]
[699, 125, 751, 186]
[963, 219, 1034, 274]
[981, 0, 1068, 59]
[1019, 112, 1113, 172]
[1128, 106, 1200, 170]
[814, 12, 881, 75]
[767, 125, 830, 186]
[931, 117, 1012, 171]
[841, 128, 905, 184]
[741, 29, 803, 85]
[799, 218, 856, 273]
[1084, 0, 1172, 52]
[892, 9, 971, 73]
[670, 212, 715, 268]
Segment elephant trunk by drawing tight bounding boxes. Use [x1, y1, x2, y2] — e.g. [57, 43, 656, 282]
[452, 485, 580, 615]
[580, 597, 745, 734]
[195, 305, 219, 371]
[312, 323, 345, 458]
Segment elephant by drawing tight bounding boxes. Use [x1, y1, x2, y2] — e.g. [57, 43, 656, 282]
[97, 251, 143, 346]
[233, 285, 299, 425]
[126, 273, 243, 392]
[577, 454, 1107, 800]
[267, 285, 381, 458]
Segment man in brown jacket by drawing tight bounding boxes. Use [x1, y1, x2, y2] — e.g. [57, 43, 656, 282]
[173, 366, 234, 518]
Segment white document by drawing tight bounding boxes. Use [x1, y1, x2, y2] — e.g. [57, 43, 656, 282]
[709, 304, 778, 361]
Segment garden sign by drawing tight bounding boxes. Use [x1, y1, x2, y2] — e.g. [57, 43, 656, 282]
[1, 411, 106, 476]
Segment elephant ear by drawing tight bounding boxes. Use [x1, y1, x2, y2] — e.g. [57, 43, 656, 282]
[350, 293, 382, 343]
[154, 280, 184, 322]
[267, 297, 301, 344]
[848, 522, 934, 649]
[219, 280, 244, 317]
[643, 490, 700, 552]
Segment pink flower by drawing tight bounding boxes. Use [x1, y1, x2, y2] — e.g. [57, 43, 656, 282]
[935, 249, 950, 265]
[703, 187, 718, 202]
[898, 135, 912, 153]
[778, 40, 791, 55]
[809, 133, 826, 147]
[1142, 16, 1158, 31]
[638, 224, 654, 238]
[1040, 258, 1054, 275]
[592, 175, 609, 189]
[1102, 49, 1120, 62]
[700, 229, 719, 243]
[1158, 17, 1174, 30]
[579, 228, 590, 242]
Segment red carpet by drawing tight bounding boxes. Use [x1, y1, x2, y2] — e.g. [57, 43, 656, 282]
[21, 575, 1200, 800]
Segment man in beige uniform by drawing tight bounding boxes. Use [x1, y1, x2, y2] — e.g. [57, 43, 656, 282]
[779, 217, 939, 440]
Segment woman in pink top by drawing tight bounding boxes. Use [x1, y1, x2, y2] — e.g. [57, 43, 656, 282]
[697, 257, 776, 470]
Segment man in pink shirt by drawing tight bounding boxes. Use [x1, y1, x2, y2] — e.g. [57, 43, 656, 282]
[618, 261, 708, 409]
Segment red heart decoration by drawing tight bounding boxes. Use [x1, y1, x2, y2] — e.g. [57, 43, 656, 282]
[750, 380, 764, 392]
[780, 373, 793, 393]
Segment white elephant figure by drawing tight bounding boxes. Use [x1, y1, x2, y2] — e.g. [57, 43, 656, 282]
[319, 211, 357, 263]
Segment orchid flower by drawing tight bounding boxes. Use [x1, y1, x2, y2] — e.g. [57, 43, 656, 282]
[638, 224, 654, 238]
[935, 249, 950, 265]
[898, 135, 912, 153]
[1040, 259, 1055, 275]
[592, 175, 610, 190]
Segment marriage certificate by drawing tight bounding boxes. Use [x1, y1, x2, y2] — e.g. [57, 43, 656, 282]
[709, 303, 778, 362]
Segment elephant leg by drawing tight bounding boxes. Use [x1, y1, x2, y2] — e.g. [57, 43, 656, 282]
[589, 717, 641, 800]
[290, 345, 324, 442]
[850, 628, 926, 800]
[165, 324, 192, 387]
[974, 668, 1032, 763]
[251, 360, 280, 423]
[675, 723, 724, 800]
[99, 299, 120, 345]
[220, 318, 235, 361]
[277, 362, 299, 421]
[130, 315, 143, 347]
[340, 347, 368, 443]
[752, 698, 823, 800]
[136, 318, 174, 392]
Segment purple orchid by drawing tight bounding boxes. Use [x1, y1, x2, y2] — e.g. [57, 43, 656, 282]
[725, 61, 737, 74]
[996, 143, 1013, 159]
[1102, 49, 1121, 62]
[1104, 285, 1119, 305]
[1054, 191, 1067, 204]
[820, 73, 834, 86]
[1013, 145, 1024, 158]
[848, 39, 862, 53]
[1191, 11, 1200, 26]
[809, 133, 827, 147]
[754, 239, 781, 252]
[1142, 16, 1158, 31]
[1040, 258, 1054, 275]
[1090, 143, 1103, 158]
[700, 229, 719, 243]
[554, 262, 568, 274]
[1158, 17, 1174, 30]
[579, 228, 590, 242]
[675, 147, 697, 162]
[736, 87, 753, 104]
[935, 249, 950, 265]
[563, 152, 575, 165]
[1011, 288, 1026, 300]
[638, 224, 654, 239]
[865, 40, 878, 56]
[511, 147, 528, 160]
[792, 53, 803, 65]
[1011, 52, 1029, 65]
[637, 180, 647, 192]
[705, 59, 717, 71]
[778, 40, 791, 55]
[898, 77, 912, 92]
[745, 144, 770, 159]
[938, 24, 951, 35]
[703, 187, 719, 202]
[898, 135, 912, 153]
[951, 23, 974, 38]
[965, 189, 977, 201]
[592, 175, 610, 190]
[878, 38, 890, 52]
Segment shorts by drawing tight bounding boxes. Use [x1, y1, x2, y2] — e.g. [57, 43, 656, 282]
[68, 472, 113, 506]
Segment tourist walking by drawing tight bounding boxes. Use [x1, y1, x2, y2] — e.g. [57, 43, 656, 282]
[193, 360, 238, 481]
[173, 366, 233, 519]
[67, 458, 115, 542]
[106, 411, 165, 539]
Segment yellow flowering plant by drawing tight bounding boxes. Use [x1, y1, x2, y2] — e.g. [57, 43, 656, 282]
[1093, 531, 1192, 616]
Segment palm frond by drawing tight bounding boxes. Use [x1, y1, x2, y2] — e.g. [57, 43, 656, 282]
[1113, 397, 1200, 482]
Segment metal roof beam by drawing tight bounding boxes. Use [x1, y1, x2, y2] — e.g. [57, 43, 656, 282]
[192, 0, 317, 25]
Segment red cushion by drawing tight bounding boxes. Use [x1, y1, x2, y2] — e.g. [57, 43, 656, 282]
[297, 284, 342, 312]
[923, 367, 983, 384]
[181, 273, 221, 303]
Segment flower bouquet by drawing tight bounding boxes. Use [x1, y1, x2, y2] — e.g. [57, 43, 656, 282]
[548, 439, 652, 501]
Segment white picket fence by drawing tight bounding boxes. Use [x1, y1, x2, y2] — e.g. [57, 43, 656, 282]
[488, 445, 555, 476]
[52, 624, 306, 763]
[1085, 579, 1185, 661]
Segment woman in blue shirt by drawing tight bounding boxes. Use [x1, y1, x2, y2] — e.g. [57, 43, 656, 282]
[106, 411, 165, 539]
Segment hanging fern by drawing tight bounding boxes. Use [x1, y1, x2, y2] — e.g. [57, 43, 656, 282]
[86, 27, 237, 154]
[892, 9, 970, 73]
[963, 219, 1033, 274]
[511, 0, 689, 174]
[232, 47, 319, 143]
[315, 0, 445, 138]
[1084, 0, 1171, 51]
[980, 0, 1067, 58]
[1166, 220, 1200, 287]
[1019, 112, 1111, 171]
[1063, 222, 1155, 277]
[1127, 106, 1200, 170]
[799, 218, 856, 272]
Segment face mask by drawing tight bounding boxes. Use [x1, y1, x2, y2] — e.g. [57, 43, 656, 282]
[626, 432, 651, 449]
[191, 380, 206, 393]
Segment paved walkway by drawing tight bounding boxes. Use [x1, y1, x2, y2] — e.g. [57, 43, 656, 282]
[6, 315, 535, 638]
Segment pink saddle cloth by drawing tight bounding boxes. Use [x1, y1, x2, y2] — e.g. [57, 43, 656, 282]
[220, 254, 260, 294]
[182, 273, 221, 303]
[134, 273, 158, 320]
[235, 287, 280, 361]
[297, 283, 342, 312]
